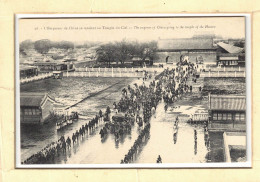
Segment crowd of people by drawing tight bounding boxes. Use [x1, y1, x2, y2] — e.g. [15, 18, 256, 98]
[121, 123, 151, 164]
[119, 62, 199, 163]
[23, 60, 200, 165]
[56, 112, 79, 130]
[22, 110, 106, 164]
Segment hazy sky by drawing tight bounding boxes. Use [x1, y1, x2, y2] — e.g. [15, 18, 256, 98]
[19, 17, 245, 43]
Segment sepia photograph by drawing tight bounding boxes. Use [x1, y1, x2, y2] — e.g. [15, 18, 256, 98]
[15, 14, 251, 168]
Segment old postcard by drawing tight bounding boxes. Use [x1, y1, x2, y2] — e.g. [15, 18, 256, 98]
[15, 14, 251, 168]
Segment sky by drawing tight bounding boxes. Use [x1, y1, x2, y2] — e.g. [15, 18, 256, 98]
[19, 17, 245, 43]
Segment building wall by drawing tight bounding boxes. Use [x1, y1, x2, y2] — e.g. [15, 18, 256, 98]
[20, 107, 42, 124]
[156, 51, 217, 64]
[20, 68, 38, 79]
[41, 99, 54, 121]
[209, 110, 246, 131]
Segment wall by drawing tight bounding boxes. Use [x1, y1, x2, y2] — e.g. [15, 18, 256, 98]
[20, 107, 42, 124]
[41, 99, 54, 122]
[156, 51, 217, 64]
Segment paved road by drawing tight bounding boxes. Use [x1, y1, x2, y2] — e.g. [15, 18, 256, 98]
[20, 77, 136, 162]
[21, 76, 213, 164]
[135, 103, 209, 163]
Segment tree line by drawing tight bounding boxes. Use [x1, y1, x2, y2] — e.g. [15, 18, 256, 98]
[96, 40, 158, 67]
[20, 39, 159, 67]
[20, 39, 75, 54]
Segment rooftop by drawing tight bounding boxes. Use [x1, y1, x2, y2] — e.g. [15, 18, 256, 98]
[20, 92, 56, 107]
[158, 38, 215, 51]
[20, 65, 37, 71]
[209, 94, 246, 111]
[217, 42, 244, 54]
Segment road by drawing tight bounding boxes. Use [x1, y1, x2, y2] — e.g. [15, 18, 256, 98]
[20, 77, 136, 162]
[21, 76, 213, 164]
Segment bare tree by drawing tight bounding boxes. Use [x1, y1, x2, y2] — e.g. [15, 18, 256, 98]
[96, 43, 116, 67]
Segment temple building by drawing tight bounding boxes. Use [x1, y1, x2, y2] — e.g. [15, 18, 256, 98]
[216, 42, 245, 67]
[156, 37, 216, 64]
[20, 65, 38, 79]
[207, 94, 247, 162]
[208, 94, 246, 132]
[20, 93, 57, 124]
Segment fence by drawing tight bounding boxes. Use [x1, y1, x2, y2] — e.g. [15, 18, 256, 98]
[20, 72, 53, 84]
[205, 66, 246, 72]
[73, 67, 165, 78]
[65, 71, 145, 78]
[200, 71, 246, 78]
[75, 67, 165, 73]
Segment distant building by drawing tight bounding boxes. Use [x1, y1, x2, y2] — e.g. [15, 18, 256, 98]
[20, 65, 38, 79]
[33, 59, 75, 72]
[132, 56, 153, 66]
[216, 42, 245, 67]
[157, 37, 216, 64]
[208, 94, 246, 132]
[20, 93, 57, 124]
[207, 94, 247, 162]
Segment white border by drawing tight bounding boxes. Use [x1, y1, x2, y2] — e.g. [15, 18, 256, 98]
[15, 13, 252, 168]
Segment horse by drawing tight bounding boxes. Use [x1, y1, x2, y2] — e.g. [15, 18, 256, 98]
[164, 104, 168, 112]
[75, 130, 79, 141]
[66, 137, 71, 149]
[61, 141, 66, 153]
[72, 133, 76, 145]
[173, 132, 177, 144]
[79, 128, 84, 139]
[99, 129, 104, 139]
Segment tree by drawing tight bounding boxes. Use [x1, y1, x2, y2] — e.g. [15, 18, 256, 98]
[233, 41, 245, 48]
[34, 39, 52, 54]
[96, 43, 116, 67]
[19, 39, 33, 54]
[114, 40, 133, 65]
[95, 40, 158, 67]
[131, 41, 158, 61]
[142, 41, 158, 61]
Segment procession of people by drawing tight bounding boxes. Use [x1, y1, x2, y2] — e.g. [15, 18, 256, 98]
[22, 59, 204, 165]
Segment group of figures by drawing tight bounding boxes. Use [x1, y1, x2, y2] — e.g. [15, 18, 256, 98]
[121, 123, 151, 164]
[118, 61, 199, 163]
[160, 63, 199, 111]
[22, 59, 200, 165]
[56, 112, 79, 130]
[22, 110, 106, 164]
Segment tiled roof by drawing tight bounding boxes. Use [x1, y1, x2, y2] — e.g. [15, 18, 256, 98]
[209, 95, 246, 111]
[20, 65, 37, 71]
[158, 38, 215, 51]
[20, 92, 55, 107]
[217, 42, 244, 54]
[132, 56, 142, 61]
